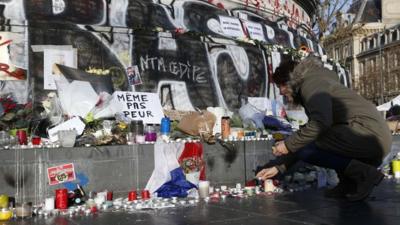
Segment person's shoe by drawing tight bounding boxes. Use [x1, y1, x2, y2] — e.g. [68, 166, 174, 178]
[344, 160, 384, 202]
[324, 175, 356, 198]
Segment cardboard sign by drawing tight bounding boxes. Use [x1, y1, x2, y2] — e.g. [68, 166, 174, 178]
[112, 91, 164, 124]
[47, 163, 76, 185]
[243, 21, 265, 42]
[219, 16, 245, 38]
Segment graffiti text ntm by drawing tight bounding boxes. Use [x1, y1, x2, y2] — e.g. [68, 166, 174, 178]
[140, 55, 207, 84]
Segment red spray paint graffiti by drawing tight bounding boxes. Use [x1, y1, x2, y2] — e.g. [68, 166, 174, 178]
[0, 35, 25, 80]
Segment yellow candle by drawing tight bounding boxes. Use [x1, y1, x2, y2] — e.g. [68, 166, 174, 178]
[0, 208, 12, 221]
[392, 160, 400, 178]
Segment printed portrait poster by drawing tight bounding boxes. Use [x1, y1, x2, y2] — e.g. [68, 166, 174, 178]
[43, 48, 77, 90]
[47, 163, 76, 185]
[127, 65, 142, 86]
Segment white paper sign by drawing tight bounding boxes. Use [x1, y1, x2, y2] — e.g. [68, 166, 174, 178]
[271, 51, 281, 72]
[48, 117, 86, 142]
[243, 21, 265, 42]
[112, 91, 164, 124]
[219, 16, 245, 38]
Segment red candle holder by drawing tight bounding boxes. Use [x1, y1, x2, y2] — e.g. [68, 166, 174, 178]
[55, 189, 68, 209]
[141, 190, 150, 200]
[90, 206, 98, 213]
[106, 191, 113, 201]
[16, 129, 27, 145]
[128, 191, 137, 201]
[31, 136, 41, 145]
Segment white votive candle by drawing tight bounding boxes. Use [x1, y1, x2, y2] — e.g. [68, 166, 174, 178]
[264, 179, 275, 192]
[44, 197, 55, 211]
[198, 180, 210, 198]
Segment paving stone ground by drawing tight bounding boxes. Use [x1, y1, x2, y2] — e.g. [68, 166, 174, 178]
[5, 179, 400, 225]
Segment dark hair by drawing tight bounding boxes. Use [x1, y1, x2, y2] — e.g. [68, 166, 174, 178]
[272, 57, 298, 85]
[387, 105, 400, 118]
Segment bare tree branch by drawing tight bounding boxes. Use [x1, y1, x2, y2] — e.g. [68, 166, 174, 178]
[314, 0, 352, 39]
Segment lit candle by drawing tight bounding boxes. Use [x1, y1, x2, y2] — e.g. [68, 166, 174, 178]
[44, 197, 55, 211]
[0, 208, 12, 221]
[264, 179, 275, 192]
[15, 203, 32, 218]
[135, 135, 145, 144]
[198, 180, 210, 198]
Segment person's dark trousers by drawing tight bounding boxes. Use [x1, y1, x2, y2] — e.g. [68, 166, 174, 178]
[295, 143, 384, 201]
[294, 143, 351, 172]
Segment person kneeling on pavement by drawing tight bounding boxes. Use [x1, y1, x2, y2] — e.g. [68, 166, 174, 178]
[256, 56, 392, 201]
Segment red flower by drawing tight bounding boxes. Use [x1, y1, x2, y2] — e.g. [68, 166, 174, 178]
[175, 28, 185, 35]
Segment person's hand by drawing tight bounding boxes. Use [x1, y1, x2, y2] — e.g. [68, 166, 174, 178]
[256, 167, 279, 180]
[272, 141, 289, 156]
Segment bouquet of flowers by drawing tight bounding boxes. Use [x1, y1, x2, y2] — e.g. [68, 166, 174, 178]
[0, 95, 32, 131]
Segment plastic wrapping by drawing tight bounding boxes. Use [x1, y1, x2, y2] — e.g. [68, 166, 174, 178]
[177, 111, 216, 138]
[56, 80, 99, 118]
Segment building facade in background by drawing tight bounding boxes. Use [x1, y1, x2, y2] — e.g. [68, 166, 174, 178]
[322, 0, 400, 104]
[357, 25, 400, 103]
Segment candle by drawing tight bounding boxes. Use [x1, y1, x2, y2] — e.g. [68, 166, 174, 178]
[16, 129, 28, 145]
[44, 197, 55, 211]
[198, 180, 210, 198]
[15, 203, 32, 218]
[392, 160, 400, 179]
[141, 190, 150, 199]
[0, 208, 12, 221]
[135, 135, 145, 144]
[94, 194, 106, 206]
[106, 191, 113, 201]
[31, 136, 41, 145]
[144, 124, 157, 142]
[55, 189, 68, 209]
[128, 191, 137, 201]
[235, 183, 242, 191]
[264, 179, 275, 192]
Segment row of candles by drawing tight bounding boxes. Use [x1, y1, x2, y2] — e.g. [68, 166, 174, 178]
[1, 122, 270, 150]
[0, 178, 279, 221]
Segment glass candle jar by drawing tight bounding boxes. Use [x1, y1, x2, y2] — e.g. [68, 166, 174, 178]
[131, 120, 144, 144]
[144, 124, 157, 142]
[15, 202, 32, 219]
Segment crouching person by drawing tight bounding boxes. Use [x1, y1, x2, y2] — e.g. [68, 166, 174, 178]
[256, 56, 392, 201]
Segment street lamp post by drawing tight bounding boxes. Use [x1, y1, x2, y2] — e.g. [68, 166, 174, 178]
[379, 27, 385, 104]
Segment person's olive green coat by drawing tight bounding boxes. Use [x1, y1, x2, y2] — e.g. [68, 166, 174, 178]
[277, 56, 392, 172]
